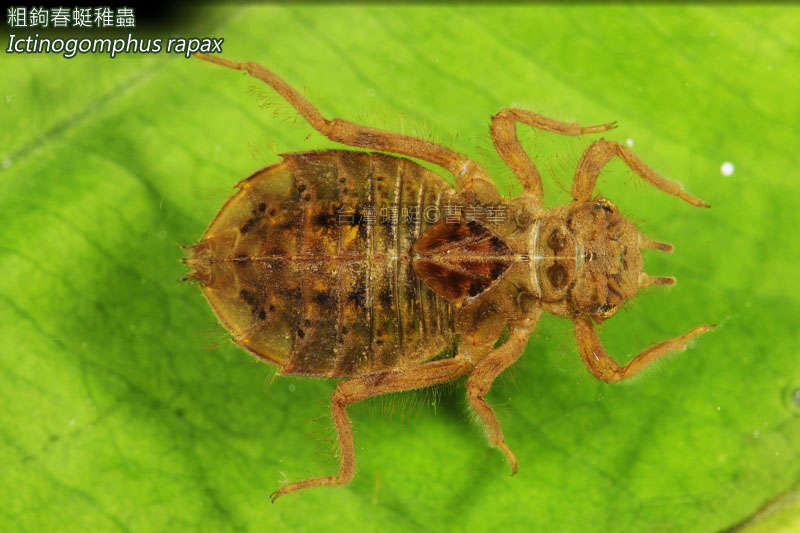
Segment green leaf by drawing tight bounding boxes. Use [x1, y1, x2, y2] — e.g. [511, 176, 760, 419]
[2, 5, 799, 532]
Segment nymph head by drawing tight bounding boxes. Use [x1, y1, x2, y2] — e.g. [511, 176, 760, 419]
[535, 197, 674, 320]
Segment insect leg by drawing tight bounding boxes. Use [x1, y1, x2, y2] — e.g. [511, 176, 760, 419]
[491, 109, 617, 206]
[466, 324, 534, 475]
[269, 356, 474, 502]
[573, 317, 715, 383]
[194, 54, 495, 195]
[572, 139, 710, 207]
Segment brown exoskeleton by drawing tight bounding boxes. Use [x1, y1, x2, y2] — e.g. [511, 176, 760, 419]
[184, 54, 716, 501]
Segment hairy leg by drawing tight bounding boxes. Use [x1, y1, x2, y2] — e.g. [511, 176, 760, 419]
[195, 53, 494, 194]
[466, 323, 535, 474]
[573, 317, 715, 383]
[572, 139, 709, 207]
[491, 108, 616, 206]
[270, 356, 474, 501]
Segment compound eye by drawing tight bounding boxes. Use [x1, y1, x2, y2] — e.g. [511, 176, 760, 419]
[594, 301, 618, 318]
[594, 198, 616, 214]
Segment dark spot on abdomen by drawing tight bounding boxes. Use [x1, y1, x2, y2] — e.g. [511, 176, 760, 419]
[313, 291, 335, 306]
[240, 218, 256, 234]
[347, 283, 367, 308]
[379, 287, 392, 306]
[239, 289, 260, 307]
[313, 210, 337, 228]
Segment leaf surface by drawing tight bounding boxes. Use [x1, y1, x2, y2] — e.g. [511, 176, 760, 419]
[2, 6, 799, 532]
